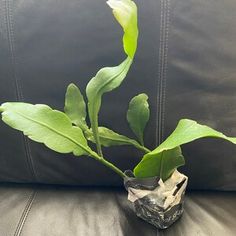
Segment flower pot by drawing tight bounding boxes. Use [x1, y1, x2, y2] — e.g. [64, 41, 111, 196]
[124, 170, 188, 229]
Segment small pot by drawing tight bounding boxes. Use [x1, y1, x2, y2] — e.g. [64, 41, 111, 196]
[123, 170, 188, 229]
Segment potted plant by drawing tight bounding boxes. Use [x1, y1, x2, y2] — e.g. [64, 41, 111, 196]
[0, 0, 236, 229]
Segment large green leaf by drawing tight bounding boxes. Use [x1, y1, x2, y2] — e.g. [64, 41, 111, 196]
[107, 0, 138, 59]
[64, 83, 88, 131]
[86, 0, 138, 155]
[134, 147, 185, 180]
[152, 119, 236, 154]
[127, 93, 150, 145]
[86, 57, 132, 154]
[0, 102, 92, 156]
[134, 119, 236, 180]
[85, 126, 140, 147]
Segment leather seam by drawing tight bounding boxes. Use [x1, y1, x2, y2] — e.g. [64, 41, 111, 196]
[161, 0, 170, 142]
[155, 0, 171, 145]
[155, 0, 164, 146]
[5, 0, 38, 182]
[14, 190, 37, 236]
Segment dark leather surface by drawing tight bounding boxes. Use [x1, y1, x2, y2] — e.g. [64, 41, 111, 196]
[0, 183, 235, 236]
[0, 0, 160, 186]
[163, 0, 236, 190]
[0, 0, 235, 189]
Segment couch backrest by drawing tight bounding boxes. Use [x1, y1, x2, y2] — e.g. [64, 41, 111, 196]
[0, 0, 235, 190]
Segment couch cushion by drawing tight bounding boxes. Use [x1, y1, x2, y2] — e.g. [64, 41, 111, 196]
[0, 0, 159, 187]
[0, 184, 235, 236]
[1, 0, 236, 189]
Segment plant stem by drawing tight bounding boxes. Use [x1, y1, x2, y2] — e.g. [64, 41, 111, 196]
[133, 142, 151, 153]
[91, 118, 103, 157]
[99, 156, 127, 178]
[88, 151, 127, 178]
[159, 151, 165, 180]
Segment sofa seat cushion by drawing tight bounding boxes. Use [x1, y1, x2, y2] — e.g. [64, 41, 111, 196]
[0, 183, 235, 236]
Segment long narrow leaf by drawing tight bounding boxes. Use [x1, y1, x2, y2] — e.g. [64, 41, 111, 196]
[86, 57, 132, 154]
[86, 57, 132, 126]
[85, 126, 140, 147]
[86, 0, 138, 155]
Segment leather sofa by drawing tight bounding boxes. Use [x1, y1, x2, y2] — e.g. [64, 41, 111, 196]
[0, 0, 235, 235]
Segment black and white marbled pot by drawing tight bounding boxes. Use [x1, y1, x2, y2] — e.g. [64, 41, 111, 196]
[124, 170, 188, 229]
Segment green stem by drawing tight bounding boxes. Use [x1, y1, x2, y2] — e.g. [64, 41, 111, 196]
[132, 142, 151, 153]
[140, 138, 144, 147]
[91, 117, 103, 157]
[88, 151, 126, 178]
[159, 151, 165, 180]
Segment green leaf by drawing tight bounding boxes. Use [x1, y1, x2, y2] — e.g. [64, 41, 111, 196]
[0, 102, 92, 156]
[152, 119, 236, 154]
[86, 57, 132, 155]
[107, 0, 138, 59]
[64, 83, 88, 130]
[134, 147, 185, 180]
[127, 93, 150, 145]
[134, 119, 236, 180]
[86, 0, 138, 156]
[85, 126, 140, 147]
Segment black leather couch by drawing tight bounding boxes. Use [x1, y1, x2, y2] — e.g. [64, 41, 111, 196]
[0, 0, 236, 235]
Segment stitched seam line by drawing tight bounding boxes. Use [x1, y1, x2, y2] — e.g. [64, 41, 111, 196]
[14, 190, 37, 236]
[5, 0, 38, 182]
[161, 0, 170, 142]
[155, 0, 164, 146]
[155, 0, 166, 145]
[155, 0, 171, 145]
